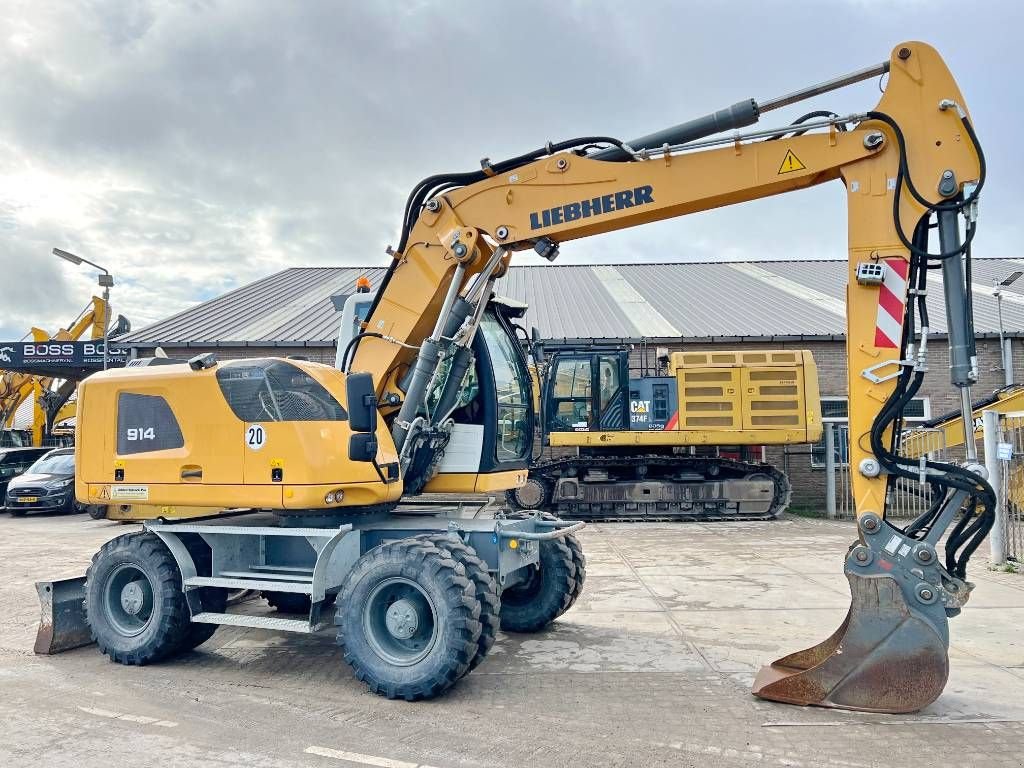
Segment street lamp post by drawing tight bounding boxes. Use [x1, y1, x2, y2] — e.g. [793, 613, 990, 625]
[994, 270, 1023, 387]
[53, 248, 114, 371]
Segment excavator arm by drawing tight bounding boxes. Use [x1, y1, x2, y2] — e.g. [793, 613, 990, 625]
[351, 41, 988, 711]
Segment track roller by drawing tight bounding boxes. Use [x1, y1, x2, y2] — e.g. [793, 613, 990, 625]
[336, 539, 482, 700]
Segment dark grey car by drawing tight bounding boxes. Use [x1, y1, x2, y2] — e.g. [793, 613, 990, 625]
[5, 449, 79, 516]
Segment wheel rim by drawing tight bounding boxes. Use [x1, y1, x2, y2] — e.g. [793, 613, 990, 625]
[103, 563, 155, 637]
[363, 577, 437, 666]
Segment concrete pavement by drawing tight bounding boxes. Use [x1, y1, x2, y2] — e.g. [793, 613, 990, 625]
[1, 512, 1023, 767]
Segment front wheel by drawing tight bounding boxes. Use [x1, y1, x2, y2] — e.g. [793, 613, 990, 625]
[499, 536, 584, 633]
[336, 539, 481, 700]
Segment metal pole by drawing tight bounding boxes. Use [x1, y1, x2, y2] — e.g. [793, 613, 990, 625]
[824, 424, 837, 519]
[996, 291, 1012, 386]
[1004, 337, 1014, 387]
[102, 284, 110, 371]
[983, 409, 1006, 565]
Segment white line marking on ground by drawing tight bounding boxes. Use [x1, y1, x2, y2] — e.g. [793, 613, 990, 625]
[305, 745, 441, 768]
[763, 717, 1021, 727]
[78, 706, 179, 728]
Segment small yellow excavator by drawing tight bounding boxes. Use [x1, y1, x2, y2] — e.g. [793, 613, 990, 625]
[0, 297, 119, 446]
[50, 41, 990, 712]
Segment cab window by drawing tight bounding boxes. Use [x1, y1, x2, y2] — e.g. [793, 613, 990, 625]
[217, 360, 348, 422]
[479, 314, 530, 461]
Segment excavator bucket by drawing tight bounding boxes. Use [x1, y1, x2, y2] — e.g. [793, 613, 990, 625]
[753, 515, 956, 714]
[33, 577, 93, 655]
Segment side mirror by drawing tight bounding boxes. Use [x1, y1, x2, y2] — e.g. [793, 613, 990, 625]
[346, 372, 377, 433]
[349, 433, 378, 463]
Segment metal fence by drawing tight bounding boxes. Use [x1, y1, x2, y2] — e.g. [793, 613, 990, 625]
[822, 422, 937, 520]
[996, 414, 1024, 562]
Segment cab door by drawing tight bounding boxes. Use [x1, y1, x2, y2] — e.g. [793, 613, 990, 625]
[545, 351, 628, 433]
[545, 354, 594, 432]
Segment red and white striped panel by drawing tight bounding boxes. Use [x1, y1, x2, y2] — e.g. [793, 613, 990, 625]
[874, 257, 909, 349]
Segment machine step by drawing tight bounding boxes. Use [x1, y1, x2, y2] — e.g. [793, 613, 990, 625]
[190, 612, 323, 633]
[184, 576, 313, 593]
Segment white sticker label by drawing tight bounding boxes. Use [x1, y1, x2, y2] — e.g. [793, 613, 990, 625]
[246, 424, 266, 451]
[110, 485, 149, 501]
[899, 544, 911, 557]
[884, 534, 901, 554]
[998, 442, 1014, 461]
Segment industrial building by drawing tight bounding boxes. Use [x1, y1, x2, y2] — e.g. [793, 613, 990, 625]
[121, 258, 1024, 510]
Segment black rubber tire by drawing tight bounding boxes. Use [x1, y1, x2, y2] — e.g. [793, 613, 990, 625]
[263, 591, 337, 614]
[336, 539, 481, 701]
[177, 534, 226, 652]
[416, 534, 500, 673]
[561, 532, 587, 615]
[87, 505, 109, 520]
[85, 532, 190, 665]
[505, 476, 551, 511]
[499, 536, 581, 633]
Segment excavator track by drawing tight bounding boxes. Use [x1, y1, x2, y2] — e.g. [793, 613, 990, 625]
[513, 455, 792, 522]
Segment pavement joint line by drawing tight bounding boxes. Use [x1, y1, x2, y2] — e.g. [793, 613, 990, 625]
[304, 745, 439, 768]
[598, 531, 723, 677]
[77, 705, 178, 727]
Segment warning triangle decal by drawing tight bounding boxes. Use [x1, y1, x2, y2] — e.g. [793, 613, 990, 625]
[777, 149, 806, 175]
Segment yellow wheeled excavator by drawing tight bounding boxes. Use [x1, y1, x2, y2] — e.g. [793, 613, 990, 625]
[53, 41, 990, 712]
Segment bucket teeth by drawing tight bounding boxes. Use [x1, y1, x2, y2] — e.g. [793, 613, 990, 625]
[752, 572, 949, 714]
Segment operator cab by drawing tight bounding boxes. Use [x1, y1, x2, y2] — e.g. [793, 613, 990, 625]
[335, 290, 533, 491]
[542, 348, 677, 437]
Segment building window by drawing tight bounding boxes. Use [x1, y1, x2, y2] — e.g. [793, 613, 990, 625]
[811, 396, 930, 468]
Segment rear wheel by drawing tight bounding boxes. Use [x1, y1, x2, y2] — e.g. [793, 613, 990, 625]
[85, 532, 190, 665]
[416, 534, 500, 672]
[87, 505, 108, 520]
[336, 539, 481, 700]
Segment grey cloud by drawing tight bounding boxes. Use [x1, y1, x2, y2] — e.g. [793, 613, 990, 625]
[1, 0, 1022, 340]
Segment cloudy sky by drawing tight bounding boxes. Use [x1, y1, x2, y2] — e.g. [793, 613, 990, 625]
[1, 0, 1022, 340]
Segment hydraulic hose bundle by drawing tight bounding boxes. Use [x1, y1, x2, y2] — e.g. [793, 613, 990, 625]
[864, 108, 994, 579]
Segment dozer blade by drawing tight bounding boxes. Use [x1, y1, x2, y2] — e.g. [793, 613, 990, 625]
[34, 576, 93, 655]
[753, 513, 960, 714]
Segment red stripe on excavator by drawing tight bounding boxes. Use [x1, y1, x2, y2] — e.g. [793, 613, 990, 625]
[877, 283, 904, 320]
[664, 412, 679, 430]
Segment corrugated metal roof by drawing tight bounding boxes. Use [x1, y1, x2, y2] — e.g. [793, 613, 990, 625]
[121, 259, 1024, 347]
